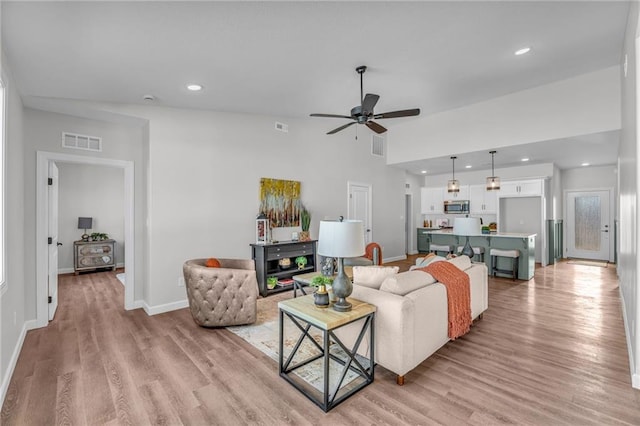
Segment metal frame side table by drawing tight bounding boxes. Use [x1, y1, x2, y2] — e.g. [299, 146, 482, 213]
[278, 295, 375, 412]
[292, 268, 354, 298]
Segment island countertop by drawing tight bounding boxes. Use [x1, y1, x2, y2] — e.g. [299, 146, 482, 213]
[419, 229, 536, 239]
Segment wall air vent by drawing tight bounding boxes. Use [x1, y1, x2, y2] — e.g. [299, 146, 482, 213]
[406, 183, 411, 189]
[371, 135, 384, 157]
[62, 132, 102, 152]
[275, 122, 288, 133]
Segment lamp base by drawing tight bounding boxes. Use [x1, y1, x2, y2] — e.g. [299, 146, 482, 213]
[461, 236, 475, 259]
[333, 297, 352, 312]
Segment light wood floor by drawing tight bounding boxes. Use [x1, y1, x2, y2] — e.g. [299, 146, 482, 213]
[2, 258, 640, 425]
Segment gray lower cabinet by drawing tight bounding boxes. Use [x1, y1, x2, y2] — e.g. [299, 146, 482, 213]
[251, 240, 317, 297]
[74, 239, 116, 274]
[417, 229, 430, 253]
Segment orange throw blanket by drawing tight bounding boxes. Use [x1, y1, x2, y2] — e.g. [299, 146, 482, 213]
[416, 261, 472, 339]
[365, 243, 382, 265]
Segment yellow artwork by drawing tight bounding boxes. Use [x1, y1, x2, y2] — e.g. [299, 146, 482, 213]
[259, 178, 301, 228]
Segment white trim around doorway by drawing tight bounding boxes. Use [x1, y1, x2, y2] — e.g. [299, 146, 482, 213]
[36, 151, 137, 328]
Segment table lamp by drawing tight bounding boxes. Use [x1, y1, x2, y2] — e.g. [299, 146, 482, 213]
[78, 217, 93, 241]
[317, 218, 365, 312]
[453, 217, 481, 259]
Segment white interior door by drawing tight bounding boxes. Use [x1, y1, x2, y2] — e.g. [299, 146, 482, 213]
[566, 190, 611, 261]
[48, 162, 59, 320]
[348, 182, 372, 245]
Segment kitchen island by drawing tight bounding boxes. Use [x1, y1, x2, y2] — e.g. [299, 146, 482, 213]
[417, 228, 536, 280]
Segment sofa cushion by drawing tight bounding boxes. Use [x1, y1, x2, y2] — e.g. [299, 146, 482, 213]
[379, 270, 437, 296]
[353, 266, 399, 289]
[410, 254, 447, 271]
[448, 255, 472, 271]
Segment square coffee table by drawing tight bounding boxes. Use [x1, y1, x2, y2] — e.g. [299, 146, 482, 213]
[278, 295, 375, 412]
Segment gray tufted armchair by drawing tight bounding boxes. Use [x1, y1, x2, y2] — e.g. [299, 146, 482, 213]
[183, 258, 259, 327]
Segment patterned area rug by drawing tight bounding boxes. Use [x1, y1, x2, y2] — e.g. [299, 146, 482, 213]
[568, 259, 609, 268]
[227, 293, 367, 393]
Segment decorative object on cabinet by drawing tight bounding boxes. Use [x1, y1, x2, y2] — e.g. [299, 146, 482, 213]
[251, 240, 317, 296]
[447, 156, 460, 193]
[77, 217, 92, 241]
[295, 255, 308, 269]
[310, 275, 332, 308]
[317, 218, 365, 312]
[256, 213, 269, 244]
[299, 206, 311, 241]
[90, 232, 109, 241]
[278, 257, 292, 270]
[267, 276, 278, 289]
[73, 239, 116, 274]
[259, 178, 301, 228]
[486, 150, 501, 190]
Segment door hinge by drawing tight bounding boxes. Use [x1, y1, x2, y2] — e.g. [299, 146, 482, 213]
[48, 237, 52, 244]
[48, 178, 53, 185]
[48, 296, 52, 303]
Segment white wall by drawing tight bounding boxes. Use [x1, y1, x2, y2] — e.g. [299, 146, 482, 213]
[500, 196, 542, 262]
[619, 1, 640, 389]
[405, 173, 423, 254]
[388, 66, 621, 164]
[57, 163, 125, 272]
[0, 58, 27, 406]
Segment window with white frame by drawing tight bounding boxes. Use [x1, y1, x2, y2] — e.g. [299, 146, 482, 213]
[0, 78, 5, 293]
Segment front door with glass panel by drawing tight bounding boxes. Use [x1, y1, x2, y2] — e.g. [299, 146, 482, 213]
[566, 190, 611, 261]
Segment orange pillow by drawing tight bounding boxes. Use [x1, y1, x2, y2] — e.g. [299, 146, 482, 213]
[205, 258, 221, 268]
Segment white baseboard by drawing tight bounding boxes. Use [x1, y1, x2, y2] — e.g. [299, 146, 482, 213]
[58, 263, 124, 275]
[407, 250, 419, 255]
[142, 299, 189, 316]
[383, 255, 407, 263]
[1, 320, 37, 407]
[619, 286, 639, 389]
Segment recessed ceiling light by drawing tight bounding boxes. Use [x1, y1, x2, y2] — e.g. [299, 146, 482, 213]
[521, 158, 530, 162]
[465, 165, 472, 169]
[582, 162, 590, 167]
[421, 170, 427, 174]
[187, 84, 203, 91]
[515, 47, 531, 56]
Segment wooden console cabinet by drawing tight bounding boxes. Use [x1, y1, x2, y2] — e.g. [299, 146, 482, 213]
[74, 239, 116, 274]
[251, 240, 317, 297]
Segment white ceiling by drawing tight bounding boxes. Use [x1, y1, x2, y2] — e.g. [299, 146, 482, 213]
[1, 1, 630, 173]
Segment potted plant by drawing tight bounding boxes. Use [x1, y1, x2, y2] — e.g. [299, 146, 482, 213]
[299, 207, 311, 241]
[90, 232, 109, 241]
[310, 275, 332, 308]
[295, 256, 308, 270]
[267, 276, 278, 290]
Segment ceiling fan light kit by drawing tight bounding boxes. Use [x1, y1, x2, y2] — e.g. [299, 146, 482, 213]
[486, 150, 501, 191]
[448, 156, 460, 193]
[310, 65, 420, 135]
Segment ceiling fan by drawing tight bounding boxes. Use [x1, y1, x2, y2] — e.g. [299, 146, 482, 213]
[310, 65, 420, 135]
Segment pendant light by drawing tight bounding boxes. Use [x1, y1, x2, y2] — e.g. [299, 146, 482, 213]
[447, 156, 460, 193]
[486, 150, 500, 190]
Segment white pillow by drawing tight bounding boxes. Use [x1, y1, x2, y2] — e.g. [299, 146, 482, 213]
[448, 255, 472, 271]
[379, 271, 436, 296]
[352, 266, 399, 289]
[409, 255, 447, 271]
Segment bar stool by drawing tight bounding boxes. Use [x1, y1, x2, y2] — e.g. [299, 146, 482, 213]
[456, 246, 485, 262]
[430, 244, 453, 257]
[490, 248, 520, 280]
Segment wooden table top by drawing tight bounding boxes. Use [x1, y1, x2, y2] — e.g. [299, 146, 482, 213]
[278, 294, 375, 330]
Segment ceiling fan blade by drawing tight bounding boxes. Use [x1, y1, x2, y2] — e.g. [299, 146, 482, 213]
[327, 121, 356, 135]
[310, 113, 353, 119]
[361, 93, 380, 115]
[365, 121, 387, 134]
[374, 108, 421, 119]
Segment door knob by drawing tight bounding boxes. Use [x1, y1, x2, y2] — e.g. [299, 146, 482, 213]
[57, 242, 63, 246]
[601, 230, 609, 233]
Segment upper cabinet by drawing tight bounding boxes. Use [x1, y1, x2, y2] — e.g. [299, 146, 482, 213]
[469, 184, 498, 214]
[499, 179, 543, 197]
[442, 185, 469, 202]
[421, 187, 444, 214]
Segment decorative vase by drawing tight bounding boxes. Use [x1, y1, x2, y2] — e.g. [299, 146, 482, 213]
[313, 284, 330, 308]
[299, 231, 311, 242]
[278, 258, 292, 270]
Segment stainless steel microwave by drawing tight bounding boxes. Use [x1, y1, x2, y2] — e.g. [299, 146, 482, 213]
[444, 200, 470, 214]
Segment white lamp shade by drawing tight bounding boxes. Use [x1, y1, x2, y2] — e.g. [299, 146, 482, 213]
[317, 220, 365, 258]
[453, 217, 481, 236]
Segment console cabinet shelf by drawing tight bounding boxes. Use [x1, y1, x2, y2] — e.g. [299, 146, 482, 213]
[74, 239, 116, 274]
[251, 240, 317, 297]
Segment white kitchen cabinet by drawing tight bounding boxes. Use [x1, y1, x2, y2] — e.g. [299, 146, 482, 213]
[469, 184, 498, 214]
[421, 187, 444, 214]
[499, 179, 543, 197]
[442, 185, 469, 201]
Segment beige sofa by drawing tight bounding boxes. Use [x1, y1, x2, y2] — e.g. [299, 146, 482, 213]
[340, 256, 488, 385]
